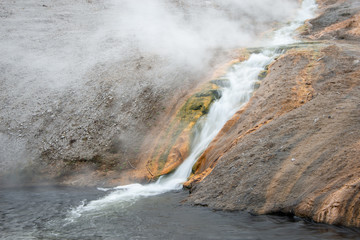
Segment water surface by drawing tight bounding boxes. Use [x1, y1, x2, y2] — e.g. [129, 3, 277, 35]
[1, 186, 359, 240]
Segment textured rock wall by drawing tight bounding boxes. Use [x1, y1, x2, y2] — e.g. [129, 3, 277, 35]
[2, 0, 263, 187]
[133, 59, 242, 180]
[304, 0, 360, 40]
[143, 81, 221, 178]
[0, 53, 203, 186]
[186, 0, 360, 227]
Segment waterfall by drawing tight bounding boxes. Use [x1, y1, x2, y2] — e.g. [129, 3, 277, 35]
[68, 0, 317, 219]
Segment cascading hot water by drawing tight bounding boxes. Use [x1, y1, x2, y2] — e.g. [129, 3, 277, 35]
[69, 51, 277, 219]
[69, 0, 317, 219]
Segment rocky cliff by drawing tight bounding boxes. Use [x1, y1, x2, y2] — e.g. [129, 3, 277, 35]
[186, 0, 360, 228]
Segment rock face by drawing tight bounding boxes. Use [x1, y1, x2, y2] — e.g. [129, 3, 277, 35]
[0, 57, 197, 186]
[305, 0, 360, 41]
[2, 0, 241, 187]
[1, 0, 228, 187]
[0, 51, 211, 186]
[186, 0, 360, 228]
[139, 60, 242, 180]
[142, 80, 222, 178]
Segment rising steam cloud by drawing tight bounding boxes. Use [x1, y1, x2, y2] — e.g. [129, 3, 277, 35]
[1, 0, 299, 87]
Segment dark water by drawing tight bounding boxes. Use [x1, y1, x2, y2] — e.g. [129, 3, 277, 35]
[1, 186, 359, 240]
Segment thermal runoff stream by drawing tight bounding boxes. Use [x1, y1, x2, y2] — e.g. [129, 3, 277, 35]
[69, 0, 317, 219]
[69, 50, 278, 219]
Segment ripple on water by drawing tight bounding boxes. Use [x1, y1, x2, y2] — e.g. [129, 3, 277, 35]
[0, 186, 359, 240]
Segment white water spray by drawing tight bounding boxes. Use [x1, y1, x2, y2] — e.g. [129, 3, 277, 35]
[270, 0, 317, 46]
[69, 0, 317, 219]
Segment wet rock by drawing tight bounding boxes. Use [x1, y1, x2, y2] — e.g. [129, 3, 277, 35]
[210, 79, 230, 88]
[187, 42, 360, 228]
[303, 0, 360, 41]
[143, 75, 228, 178]
[257, 70, 268, 80]
[254, 81, 261, 90]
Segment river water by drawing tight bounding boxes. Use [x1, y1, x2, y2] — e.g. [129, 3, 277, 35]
[1, 186, 359, 240]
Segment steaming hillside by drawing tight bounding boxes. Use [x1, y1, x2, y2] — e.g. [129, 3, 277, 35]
[0, 0, 300, 184]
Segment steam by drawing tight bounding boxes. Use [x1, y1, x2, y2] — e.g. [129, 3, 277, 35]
[0, 0, 302, 178]
[0, 0, 300, 88]
[0, 133, 28, 174]
[98, 0, 299, 67]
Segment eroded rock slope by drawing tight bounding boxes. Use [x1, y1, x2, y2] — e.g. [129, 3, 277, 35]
[187, 0, 360, 227]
